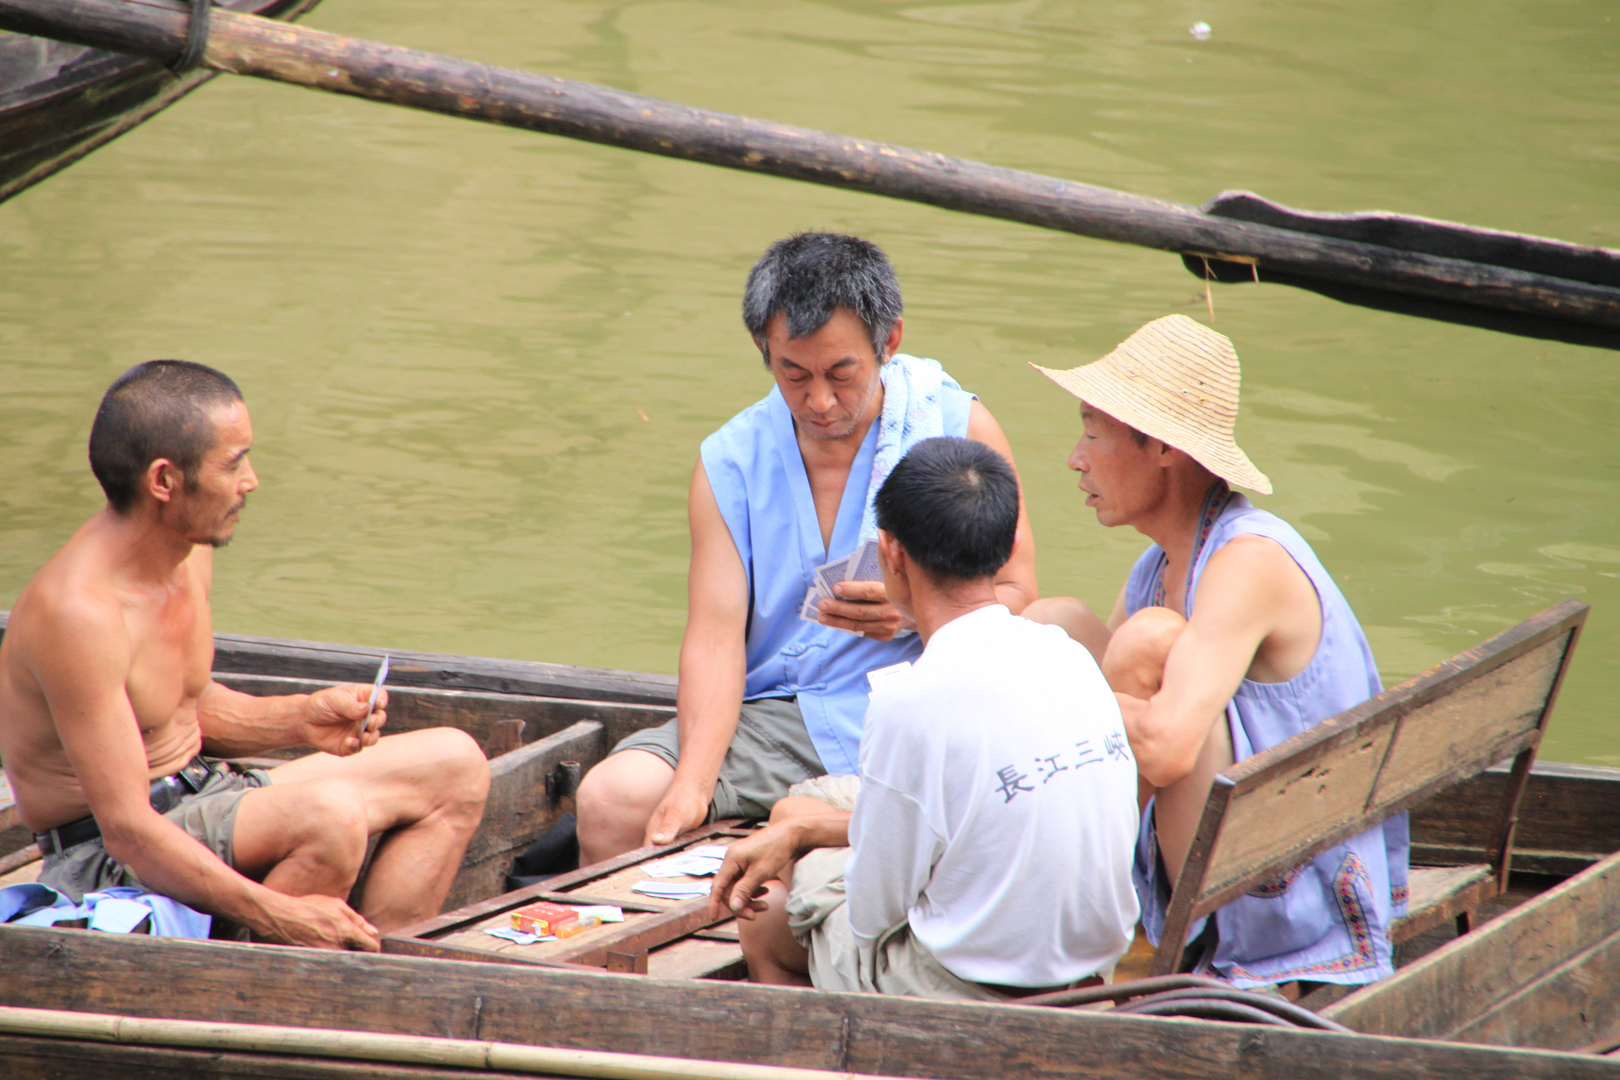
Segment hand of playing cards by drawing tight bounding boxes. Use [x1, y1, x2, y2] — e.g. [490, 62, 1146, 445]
[800, 537, 883, 634]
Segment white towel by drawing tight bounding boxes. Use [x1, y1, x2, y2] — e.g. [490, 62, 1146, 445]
[859, 354, 963, 541]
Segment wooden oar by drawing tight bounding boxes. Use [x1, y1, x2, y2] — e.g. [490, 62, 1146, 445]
[4, 0, 1617, 347]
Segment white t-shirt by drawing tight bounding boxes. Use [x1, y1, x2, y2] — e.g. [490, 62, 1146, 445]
[845, 604, 1141, 987]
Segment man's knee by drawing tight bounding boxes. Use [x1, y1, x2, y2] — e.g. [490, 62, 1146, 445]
[412, 727, 492, 818]
[1022, 595, 1110, 663]
[275, 782, 369, 878]
[1102, 606, 1187, 698]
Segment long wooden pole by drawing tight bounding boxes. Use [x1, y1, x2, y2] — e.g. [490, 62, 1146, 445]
[0, 1004, 926, 1080]
[4, 0, 1619, 334]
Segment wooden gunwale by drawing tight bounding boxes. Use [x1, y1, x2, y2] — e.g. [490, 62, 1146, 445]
[1, 924, 1618, 1079]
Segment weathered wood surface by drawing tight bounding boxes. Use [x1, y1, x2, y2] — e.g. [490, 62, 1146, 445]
[1154, 600, 1585, 974]
[0, 1036, 554, 1080]
[389, 823, 748, 976]
[0, 0, 320, 203]
[1412, 760, 1620, 877]
[1185, 191, 1620, 349]
[445, 720, 608, 909]
[1326, 849, 1620, 1051]
[3, 0, 1619, 338]
[211, 673, 672, 754]
[2, 925, 1617, 1080]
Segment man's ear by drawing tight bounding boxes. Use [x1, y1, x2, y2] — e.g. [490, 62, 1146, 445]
[145, 458, 182, 504]
[877, 529, 904, 578]
[880, 317, 904, 363]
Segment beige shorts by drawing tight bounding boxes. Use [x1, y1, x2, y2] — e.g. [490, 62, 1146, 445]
[37, 759, 271, 903]
[609, 697, 825, 820]
[784, 847, 1014, 1002]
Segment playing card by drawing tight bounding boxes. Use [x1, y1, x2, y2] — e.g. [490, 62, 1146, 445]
[800, 585, 826, 622]
[848, 537, 882, 582]
[815, 554, 854, 598]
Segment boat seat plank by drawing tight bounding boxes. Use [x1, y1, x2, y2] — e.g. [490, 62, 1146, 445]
[1391, 863, 1495, 942]
[647, 934, 749, 980]
[1152, 600, 1586, 976]
[1325, 848, 1620, 1051]
[387, 824, 745, 971]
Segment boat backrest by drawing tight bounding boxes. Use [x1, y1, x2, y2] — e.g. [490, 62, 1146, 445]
[1153, 598, 1588, 975]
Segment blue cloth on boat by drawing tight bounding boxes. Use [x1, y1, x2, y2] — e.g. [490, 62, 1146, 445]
[0, 882, 211, 939]
[857, 355, 965, 542]
[1126, 494, 1410, 989]
[699, 355, 975, 775]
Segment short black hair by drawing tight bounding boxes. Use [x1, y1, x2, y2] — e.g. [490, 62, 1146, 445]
[742, 232, 902, 367]
[875, 437, 1019, 583]
[89, 360, 244, 513]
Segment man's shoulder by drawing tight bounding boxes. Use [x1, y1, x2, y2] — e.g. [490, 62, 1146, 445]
[703, 392, 777, 451]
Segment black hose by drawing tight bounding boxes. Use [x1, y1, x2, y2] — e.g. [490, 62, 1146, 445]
[1110, 988, 1354, 1033]
[1017, 974, 1232, 1009]
[1116, 999, 1298, 1027]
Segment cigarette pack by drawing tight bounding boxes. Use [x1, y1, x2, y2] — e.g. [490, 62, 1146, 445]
[510, 901, 599, 937]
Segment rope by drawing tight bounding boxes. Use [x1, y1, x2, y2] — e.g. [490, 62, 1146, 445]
[168, 0, 211, 75]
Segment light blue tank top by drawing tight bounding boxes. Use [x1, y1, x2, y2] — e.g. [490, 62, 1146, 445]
[699, 379, 975, 775]
[1126, 493, 1411, 988]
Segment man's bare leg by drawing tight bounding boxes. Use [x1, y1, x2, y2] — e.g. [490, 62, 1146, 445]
[575, 749, 676, 865]
[1102, 607, 1234, 883]
[738, 877, 812, 985]
[1021, 596, 1111, 664]
[234, 727, 489, 933]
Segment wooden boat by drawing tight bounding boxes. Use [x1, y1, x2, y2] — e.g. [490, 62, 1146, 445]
[1, 608, 1618, 1078]
[0, 0, 322, 205]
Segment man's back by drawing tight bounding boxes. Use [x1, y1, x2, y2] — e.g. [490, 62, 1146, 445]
[847, 605, 1141, 987]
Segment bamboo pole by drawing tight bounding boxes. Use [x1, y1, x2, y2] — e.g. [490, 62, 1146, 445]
[2, 0, 1618, 333]
[0, 1004, 928, 1080]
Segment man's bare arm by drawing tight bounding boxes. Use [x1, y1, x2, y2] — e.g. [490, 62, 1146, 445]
[643, 461, 751, 846]
[708, 811, 851, 920]
[966, 400, 1038, 614]
[196, 681, 387, 758]
[30, 600, 379, 949]
[1119, 536, 1318, 787]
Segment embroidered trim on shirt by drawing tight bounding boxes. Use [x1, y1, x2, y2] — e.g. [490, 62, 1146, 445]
[1391, 882, 1409, 907]
[1225, 852, 1383, 984]
[1151, 480, 1234, 609]
[1246, 865, 1304, 898]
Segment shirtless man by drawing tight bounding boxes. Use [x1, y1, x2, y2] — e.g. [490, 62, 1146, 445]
[1023, 315, 1408, 989]
[574, 233, 1037, 863]
[0, 360, 490, 950]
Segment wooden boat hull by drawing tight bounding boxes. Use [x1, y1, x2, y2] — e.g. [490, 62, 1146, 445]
[0, 924, 1616, 1080]
[0, 0, 322, 204]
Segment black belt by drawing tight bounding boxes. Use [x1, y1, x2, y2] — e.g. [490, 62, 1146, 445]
[34, 755, 216, 857]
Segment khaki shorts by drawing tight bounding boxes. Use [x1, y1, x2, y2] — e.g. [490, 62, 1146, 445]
[785, 847, 1014, 1002]
[37, 759, 271, 903]
[609, 697, 824, 820]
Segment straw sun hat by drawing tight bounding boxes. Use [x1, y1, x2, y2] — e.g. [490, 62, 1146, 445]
[1031, 314, 1272, 495]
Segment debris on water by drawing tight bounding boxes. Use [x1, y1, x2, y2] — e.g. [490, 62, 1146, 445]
[1189, 22, 1212, 41]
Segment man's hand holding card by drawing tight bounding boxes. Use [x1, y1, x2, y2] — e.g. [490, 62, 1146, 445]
[800, 538, 910, 641]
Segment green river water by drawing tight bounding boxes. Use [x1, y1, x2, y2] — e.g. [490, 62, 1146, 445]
[1, 0, 1616, 764]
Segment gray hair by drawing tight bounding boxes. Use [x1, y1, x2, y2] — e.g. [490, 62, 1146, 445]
[742, 233, 903, 367]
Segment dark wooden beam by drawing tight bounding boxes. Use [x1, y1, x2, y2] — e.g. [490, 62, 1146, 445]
[0, 0, 1617, 338]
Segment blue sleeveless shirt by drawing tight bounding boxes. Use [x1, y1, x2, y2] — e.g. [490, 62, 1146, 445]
[699, 377, 975, 775]
[1127, 493, 1411, 988]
